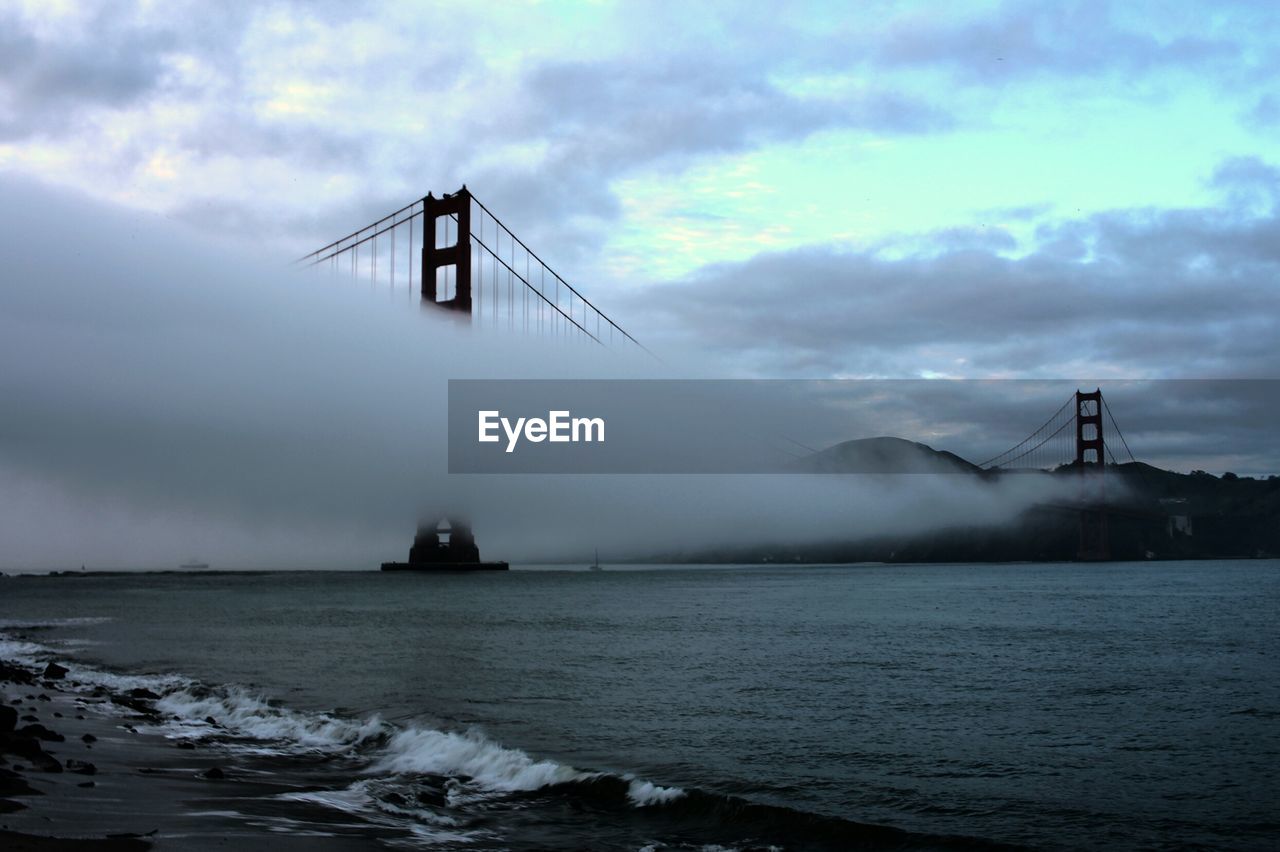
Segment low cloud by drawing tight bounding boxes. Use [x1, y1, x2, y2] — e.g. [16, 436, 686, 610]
[0, 177, 1089, 569]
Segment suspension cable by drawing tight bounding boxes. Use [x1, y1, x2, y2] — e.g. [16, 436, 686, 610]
[978, 394, 1075, 468]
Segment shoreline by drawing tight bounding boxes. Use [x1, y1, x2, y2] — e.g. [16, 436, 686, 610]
[0, 657, 385, 850]
[1, 554, 1278, 579]
[0, 640, 1021, 852]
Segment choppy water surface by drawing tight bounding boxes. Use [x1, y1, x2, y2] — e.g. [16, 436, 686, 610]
[1, 561, 1277, 850]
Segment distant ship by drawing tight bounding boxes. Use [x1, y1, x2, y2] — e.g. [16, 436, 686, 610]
[179, 559, 209, 570]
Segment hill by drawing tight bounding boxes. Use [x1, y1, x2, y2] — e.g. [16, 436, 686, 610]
[792, 436, 984, 474]
[649, 440, 1280, 563]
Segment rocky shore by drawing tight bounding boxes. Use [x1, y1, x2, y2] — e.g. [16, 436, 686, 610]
[0, 655, 381, 850]
[1, 658, 157, 849]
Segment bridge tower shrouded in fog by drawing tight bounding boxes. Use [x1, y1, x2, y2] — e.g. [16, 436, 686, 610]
[1075, 389, 1109, 561]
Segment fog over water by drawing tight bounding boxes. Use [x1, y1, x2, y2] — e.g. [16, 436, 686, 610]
[0, 176, 1163, 569]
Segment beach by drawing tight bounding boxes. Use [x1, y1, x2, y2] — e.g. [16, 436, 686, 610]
[1, 654, 395, 850]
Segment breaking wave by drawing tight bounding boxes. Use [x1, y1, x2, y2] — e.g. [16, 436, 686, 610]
[1, 625, 1014, 851]
[156, 686, 388, 751]
[0, 625, 684, 808]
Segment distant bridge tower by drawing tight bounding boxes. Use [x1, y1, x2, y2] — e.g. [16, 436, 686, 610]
[1075, 388, 1109, 560]
[422, 188, 472, 317]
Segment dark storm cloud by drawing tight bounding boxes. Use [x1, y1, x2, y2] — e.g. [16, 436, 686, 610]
[626, 166, 1280, 382]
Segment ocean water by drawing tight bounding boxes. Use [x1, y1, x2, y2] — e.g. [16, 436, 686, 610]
[1, 561, 1277, 850]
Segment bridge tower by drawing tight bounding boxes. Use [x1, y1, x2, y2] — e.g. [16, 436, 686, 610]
[421, 187, 472, 317]
[1075, 388, 1109, 560]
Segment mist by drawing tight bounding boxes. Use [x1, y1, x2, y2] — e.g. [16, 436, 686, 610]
[0, 176, 1079, 570]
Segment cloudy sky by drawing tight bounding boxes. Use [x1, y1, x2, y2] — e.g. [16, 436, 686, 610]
[2, 1, 1279, 567]
[4, 0, 1279, 378]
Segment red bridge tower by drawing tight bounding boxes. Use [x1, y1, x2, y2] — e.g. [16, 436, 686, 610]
[422, 188, 472, 316]
[1075, 388, 1109, 560]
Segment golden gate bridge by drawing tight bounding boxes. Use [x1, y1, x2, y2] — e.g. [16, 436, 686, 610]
[299, 186, 652, 355]
[977, 388, 1147, 561]
[302, 187, 1151, 562]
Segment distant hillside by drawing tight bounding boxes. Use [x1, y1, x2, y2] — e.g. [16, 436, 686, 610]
[647, 439, 1280, 564]
[793, 436, 984, 474]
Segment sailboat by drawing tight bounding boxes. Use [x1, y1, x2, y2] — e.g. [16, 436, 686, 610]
[588, 548, 602, 571]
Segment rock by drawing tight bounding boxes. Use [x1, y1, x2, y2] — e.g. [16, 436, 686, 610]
[20, 715, 37, 723]
[65, 759, 96, 775]
[128, 688, 160, 700]
[201, 766, 225, 779]
[175, 741, 195, 750]
[0, 662, 34, 685]
[0, 735, 62, 773]
[41, 662, 68, 680]
[204, 716, 219, 726]
[110, 694, 159, 717]
[36, 694, 50, 702]
[82, 733, 97, 744]
[17, 724, 64, 743]
[0, 706, 15, 732]
[0, 767, 41, 797]
[78, 780, 95, 788]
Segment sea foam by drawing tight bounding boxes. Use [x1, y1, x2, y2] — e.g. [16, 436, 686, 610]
[372, 727, 586, 791]
[156, 686, 386, 750]
[1, 626, 685, 809]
